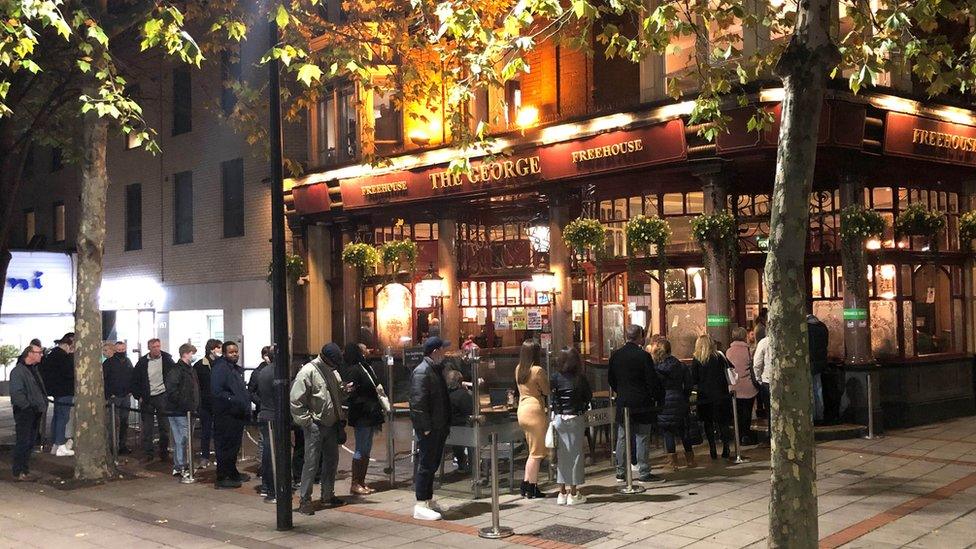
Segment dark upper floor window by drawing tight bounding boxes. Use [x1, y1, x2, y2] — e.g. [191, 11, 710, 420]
[172, 67, 192, 135]
[372, 84, 402, 154]
[173, 171, 193, 244]
[125, 183, 142, 251]
[221, 158, 245, 238]
[316, 84, 358, 166]
[220, 49, 242, 115]
[52, 201, 65, 243]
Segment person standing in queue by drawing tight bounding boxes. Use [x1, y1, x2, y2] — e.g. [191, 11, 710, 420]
[692, 335, 733, 460]
[193, 339, 221, 468]
[166, 343, 201, 482]
[515, 340, 550, 499]
[10, 342, 47, 481]
[409, 337, 452, 521]
[653, 339, 696, 471]
[133, 338, 175, 462]
[102, 341, 134, 455]
[726, 328, 758, 445]
[211, 341, 251, 489]
[341, 343, 385, 496]
[291, 343, 350, 515]
[550, 347, 592, 505]
[40, 332, 75, 457]
[254, 352, 277, 503]
[608, 325, 663, 482]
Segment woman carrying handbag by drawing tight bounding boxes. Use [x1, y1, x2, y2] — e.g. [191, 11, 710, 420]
[341, 343, 386, 496]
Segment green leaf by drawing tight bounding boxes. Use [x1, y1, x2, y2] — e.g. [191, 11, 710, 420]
[275, 5, 289, 28]
[296, 63, 322, 87]
[87, 25, 108, 47]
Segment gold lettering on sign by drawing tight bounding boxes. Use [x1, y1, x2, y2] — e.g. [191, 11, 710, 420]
[572, 139, 644, 163]
[430, 156, 541, 189]
[912, 128, 976, 153]
[361, 181, 408, 197]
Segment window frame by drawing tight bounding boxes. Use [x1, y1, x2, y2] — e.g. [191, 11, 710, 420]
[172, 67, 192, 135]
[173, 170, 194, 245]
[221, 158, 245, 238]
[125, 183, 143, 251]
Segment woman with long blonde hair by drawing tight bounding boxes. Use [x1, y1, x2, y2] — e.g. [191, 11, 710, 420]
[515, 340, 549, 499]
[691, 334, 733, 459]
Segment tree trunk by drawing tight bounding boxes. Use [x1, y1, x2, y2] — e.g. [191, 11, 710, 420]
[765, 0, 837, 546]
[73, 96, 112, 480]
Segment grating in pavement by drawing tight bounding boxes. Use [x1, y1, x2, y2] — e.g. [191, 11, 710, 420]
[530, 524, 609, 545]
[838, 469, 866, 476]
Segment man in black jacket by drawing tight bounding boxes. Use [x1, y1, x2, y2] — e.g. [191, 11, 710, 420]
[10, 342, 47, 480]
[133, 338, 176, 462]
[211, 341, 251, 489]
[254, 359, 277, 503]
[165, 343, 201, 482]
[409, 336, 452, 521]
[193, 339, 221, 467]
[103, 341, 135, 454]
[40, 332, 75, 457]
[608, 325, 663, 483]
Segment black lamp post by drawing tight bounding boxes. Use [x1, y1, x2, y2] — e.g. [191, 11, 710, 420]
[267, 13, 293, 531]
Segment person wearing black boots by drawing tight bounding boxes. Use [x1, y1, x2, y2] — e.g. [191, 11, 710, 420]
[341, 343, 385, 496]
[691, 335, 733, 460]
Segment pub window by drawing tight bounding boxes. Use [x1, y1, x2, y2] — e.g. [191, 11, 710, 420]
[372, 82, 402, 154]
[809, 264, 845, 359]
[172, 67, 192, 135]
[737, 194, 771, 252]
[504, 80, 521, 127]
[221, 49, 242, 115]
[173, 171, 193, 245]
[471, 87, 490, 132]
[316, 84, 358, 166]
[125, 184, 142, 251]
[24, 209, 35, 244]
[52, 201, 65, 243]
[912, 265, 957, 355]
[808, 190, 840, 252]
[221, 158, 245, 238]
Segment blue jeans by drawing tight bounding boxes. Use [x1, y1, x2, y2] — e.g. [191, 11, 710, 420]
[615, 421, 653, 477]
[812, 373, 824, 422]
[353, 425, 375, 460]
[168, 415, 189, 469]
[260, 422, 274, 495]
[51, 396, 74, 445]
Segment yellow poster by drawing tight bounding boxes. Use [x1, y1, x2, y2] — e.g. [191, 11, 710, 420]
[511, 308, 527, 330]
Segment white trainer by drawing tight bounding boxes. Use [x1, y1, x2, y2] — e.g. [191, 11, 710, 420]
[55, 444, 75, 457]
[567, 492, 587, 505]
[65, 438, 74, 451]
[413, 501, 442, 521]
[557, 492, 568, 505]
[428, 499, 445, 513]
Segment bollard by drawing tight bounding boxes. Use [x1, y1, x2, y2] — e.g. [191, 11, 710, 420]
[729, 390, 747, 464]
[478, 433, 514, 539]
[863, 372, 880, 440]
[386, 352, 396, 486]
[617, 408, 646, 495]
[110, 402, 119, 464]
[268, 420, 277, 499]
[184, 411, 196, 483]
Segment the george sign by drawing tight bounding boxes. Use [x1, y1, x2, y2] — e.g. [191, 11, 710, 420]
[323, 119, 688, 212]
[884, 112, 976, 166]
[1, 251, 75, 315]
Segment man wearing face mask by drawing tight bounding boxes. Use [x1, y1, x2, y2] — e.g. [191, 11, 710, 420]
[409, 336, 452, 521]
[193, 339, 221, 467]
[133, 338, 176, 462]
[211, 341, 251, 489]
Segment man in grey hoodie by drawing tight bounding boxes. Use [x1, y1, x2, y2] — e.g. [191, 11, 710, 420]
[10, 342, 48, 480]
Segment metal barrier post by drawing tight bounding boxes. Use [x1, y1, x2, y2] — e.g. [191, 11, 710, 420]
[268, 420, 277, 498]
[617, 408, 646, 494]
[110, 402, 119, 464]
[184, 411, 196, 483]
[471, 358, 483, 498]
[863, 372, 879, 440]
[385, 351, 396, 486]
[729, 390, 747, 464]
[478, 433, 513, 539]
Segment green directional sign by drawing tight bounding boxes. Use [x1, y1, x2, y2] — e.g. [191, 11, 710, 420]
[706, 314, 731, 326]
[843, 308, 868, 320]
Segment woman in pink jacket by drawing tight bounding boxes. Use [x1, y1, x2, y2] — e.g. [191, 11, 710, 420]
[724, 328, 758, 445]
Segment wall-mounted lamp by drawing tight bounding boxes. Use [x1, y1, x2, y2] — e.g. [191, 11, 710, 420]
[516, 105, 539, 130]
[408, 127, 431, 146]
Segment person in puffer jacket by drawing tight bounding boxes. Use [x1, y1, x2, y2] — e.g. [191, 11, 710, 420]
[211, 341, 251, 489]
[652, 339, 696, 472]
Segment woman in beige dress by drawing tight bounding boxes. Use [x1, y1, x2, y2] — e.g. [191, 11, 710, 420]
[516, 341, 550, 499]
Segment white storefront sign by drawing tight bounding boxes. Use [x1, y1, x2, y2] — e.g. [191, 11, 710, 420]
[1, 251, 75, 315]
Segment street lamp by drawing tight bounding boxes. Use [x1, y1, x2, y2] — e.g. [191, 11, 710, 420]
[531, 270, 557, 295]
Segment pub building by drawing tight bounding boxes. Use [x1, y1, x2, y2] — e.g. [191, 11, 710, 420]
[288, 35, 976, 430]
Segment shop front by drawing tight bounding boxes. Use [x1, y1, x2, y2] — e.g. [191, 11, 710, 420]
[292, 89, 976, 428]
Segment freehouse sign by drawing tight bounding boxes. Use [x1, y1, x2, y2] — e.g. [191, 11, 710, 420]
[885, 112, 976, 166]
[326, 119, 687, 211]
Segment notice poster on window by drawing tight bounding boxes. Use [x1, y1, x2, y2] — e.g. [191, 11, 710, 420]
[476, 308, 487, 326]
[494, 308, 510, 330]
[511, 308, 528, 330]
[526, 308, 543, 330]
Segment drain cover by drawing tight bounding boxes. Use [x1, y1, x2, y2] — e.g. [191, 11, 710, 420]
[838, 469, 866, 476]
[530, 525, 609, 545]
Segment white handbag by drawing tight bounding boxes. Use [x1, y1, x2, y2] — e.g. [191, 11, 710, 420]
[544, 415, 557, 449]
[361, 362, 392, 414]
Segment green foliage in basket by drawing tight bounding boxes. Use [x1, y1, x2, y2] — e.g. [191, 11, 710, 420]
[563, 217, 607, 254]
[895, 203, 946, 237]
[341, 242, 380, 272]
[840, 206, 886, 243]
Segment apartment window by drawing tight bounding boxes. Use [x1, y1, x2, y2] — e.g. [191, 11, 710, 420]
[505, 80, 521, 127]
[51, 147, 63, 172]
[220, 49, 242, 115]
[173, 171, 193, 244]
[52, 201, 65, 243]
[172, 67, 192, 135]
[316, 84, 358, 166]
[24, 209, 35, 243]
[221, 158, 245, 238]
[372, 84, 402, 154]
[125, 184, 142, 251]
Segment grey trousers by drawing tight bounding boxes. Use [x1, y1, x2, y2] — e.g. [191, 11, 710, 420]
[299, 422, 338, 502]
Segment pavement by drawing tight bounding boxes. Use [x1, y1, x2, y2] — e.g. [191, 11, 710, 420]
[0, 396, 975, 548]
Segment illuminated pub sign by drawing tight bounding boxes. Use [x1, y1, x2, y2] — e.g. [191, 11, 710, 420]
[885, 112, 976, 166]
[330, 119, 687, 210]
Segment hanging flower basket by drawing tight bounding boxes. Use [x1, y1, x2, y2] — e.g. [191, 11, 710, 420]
[625, 214, 671, 270]
[563, 218, 607, 255]
[341, 242, 380, 273]
[380, 239, 418, 273]
[895, 203, 946, 238]
[691, 211, 737, 247]
[840, 206, 886, 244]
[266, 253, 307, 285]
[960, 210, 976, 251]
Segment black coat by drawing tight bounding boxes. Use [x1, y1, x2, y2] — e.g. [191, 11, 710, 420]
[340, 360, 385, 428]
[692, 354, 731, 407]
[254, 363, 276, 422]
[409, 357, 451, 433]
[655, 355, 692, 430]
[808, 317, 829, 374]
[248, 361, 269, 417]
[193, 356, 215, 412]
[448, 386, 473, 427]
[608, 342, 662, 424]
[165, 360, 200, 414]
[211, 357, 251, 419]
[550, 371, 592, 416]
[39, 346, 74, 398]
[132, 352, 176, 400]
[102, 352, 134, 399]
